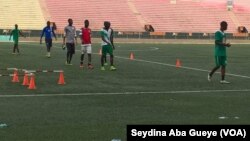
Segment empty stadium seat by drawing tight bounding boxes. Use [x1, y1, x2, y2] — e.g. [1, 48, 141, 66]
[0, 0, 45, 30]
[0, 0, 249, 33]
[44, 0, 144, 31]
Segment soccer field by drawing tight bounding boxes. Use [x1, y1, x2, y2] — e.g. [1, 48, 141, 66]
[0, 41, 250, 141]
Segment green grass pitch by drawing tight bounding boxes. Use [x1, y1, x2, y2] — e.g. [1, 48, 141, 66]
[0, 41, 250, 141]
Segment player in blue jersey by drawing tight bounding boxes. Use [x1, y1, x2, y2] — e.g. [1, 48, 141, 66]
[40, 21, 57, 58]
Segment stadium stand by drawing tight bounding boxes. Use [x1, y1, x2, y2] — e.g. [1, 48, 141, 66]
[233, 1, 250, 33]
[0, 0, 249, 34]
[0, 0, 45, 30]
[44, 0, 144, 31]
[133, 0, 236, 33]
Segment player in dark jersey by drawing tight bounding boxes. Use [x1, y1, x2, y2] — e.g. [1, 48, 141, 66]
[40, 21, 57, 58]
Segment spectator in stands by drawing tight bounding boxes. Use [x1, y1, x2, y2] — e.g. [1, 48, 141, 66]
[9, 24, 25, 54]
[208, 21, 231, 84]
[144, 24, 154, 32]
[100, 21, 116, 71]
[144, 25, 149, 32]
[63, 18, 77, 65]
[40, 21, 57, 58]
[238, 26, 248, 33]
[243, 27, 248, 33]
[149, 25, 154, 32]
[79, 20, 94, 69]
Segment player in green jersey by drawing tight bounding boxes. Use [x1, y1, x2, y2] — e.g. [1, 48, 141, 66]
[208, 21, 231, 84]
[100, 21, 116, 71]
[9, 24, 25, 54]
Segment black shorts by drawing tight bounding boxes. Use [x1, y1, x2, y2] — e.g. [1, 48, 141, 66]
[66, 43, 75, 54]
[45, 38, 52, 48]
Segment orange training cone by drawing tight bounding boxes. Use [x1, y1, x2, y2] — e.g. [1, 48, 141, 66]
[22, 73, 30, 86]
[176, 59, 181, 68]
[58, 72, 66, 85]
[28, 75, 36, 90]
[130, 52, 134, 60]
[99, 49, 102, 56]
[12, 70, 19, 83]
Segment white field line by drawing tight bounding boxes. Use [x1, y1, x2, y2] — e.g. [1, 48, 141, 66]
[114, 56, 250, 79]
[0, 89, 250, 98]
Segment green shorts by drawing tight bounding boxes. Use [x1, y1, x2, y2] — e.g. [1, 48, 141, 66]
[102, 45, 113, 56]
[215, 56, 227, 67]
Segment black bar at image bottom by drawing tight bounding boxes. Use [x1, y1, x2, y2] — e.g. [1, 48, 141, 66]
[127, 125, 250, 141]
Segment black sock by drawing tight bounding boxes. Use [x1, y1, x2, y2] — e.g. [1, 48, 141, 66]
[209, 66, 219, 77]
[67, 52, 70, 63]
[80, 54, 84, 64]
[69, 53, 73, 63]
[222, 75, 225, 80]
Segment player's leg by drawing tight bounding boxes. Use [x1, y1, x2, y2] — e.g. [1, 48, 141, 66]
[15, 40, 20, 54]
[101, 45, 107, 65]
[104, 55, 108, 66]
[13, 40, 18, 54]
[16, 44, 20, 54]
[48, 39, 52, 57]
[80, 45, 85, 67]
[108, 45, 116, 71]
[66, 43, 70, 64]
[208, 56, 220, 81]
[68, 43, 75, 65]
[220, 66, 230, 84]
[13, 43, 17, 54]
[220, 56, 230, 84]
[101, 45, 107, 70]
[46, 38, 52, 57]
[221, 66, 226, 80]
[87, 44, 93, 69]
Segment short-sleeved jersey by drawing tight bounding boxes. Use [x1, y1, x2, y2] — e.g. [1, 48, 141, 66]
[41, 26, 54, 39]
[64, 25, 76, 43]
[80, 27, 91, 44]
[11, 29, 20, 41]
[215, 30, 227, 57]
[100, 28, 112, 46]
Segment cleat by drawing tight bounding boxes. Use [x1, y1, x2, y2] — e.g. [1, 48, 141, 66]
[65, 61, 69, 65]
[101, 66, 105, 71]
[80, 64, 84, 68]
[65, 61, 72, 66]
[62, 44, 66, 50]
[88, 64, 94, 69]
[46, 53, 51, 58]
[220, 80, 230, 84]
[104, 63, 108, 66]
[208, 74, 211, 82]
[110, 66, 117, 71]
[12, 52, 16, 55]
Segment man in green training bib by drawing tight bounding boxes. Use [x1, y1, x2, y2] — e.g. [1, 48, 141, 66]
[208, 21, 231, 84]
[100, 21, 116, 71]
[9, 24, 25, 54]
